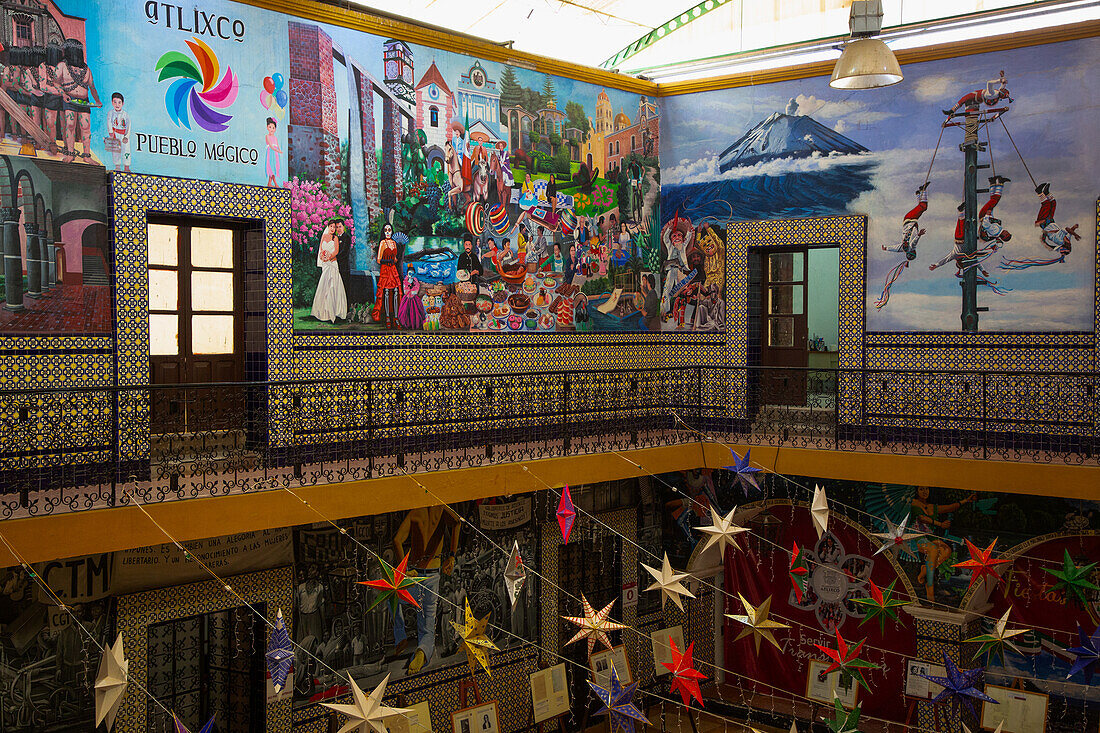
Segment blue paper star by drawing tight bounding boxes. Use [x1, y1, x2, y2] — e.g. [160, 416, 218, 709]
[918, 653, 997, 720]
[588, 665, 649, 733]
[1066, 624, 1100, 683]
[724, 449, 763, 495]
[266, 608, 294, 694]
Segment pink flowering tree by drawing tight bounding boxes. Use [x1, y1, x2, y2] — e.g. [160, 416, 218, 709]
[287, 177, 354, 255]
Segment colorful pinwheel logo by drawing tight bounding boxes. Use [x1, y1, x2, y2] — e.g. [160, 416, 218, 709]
[155, 38, 239, 133]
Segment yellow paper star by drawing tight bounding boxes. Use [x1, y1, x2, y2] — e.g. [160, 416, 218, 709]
[726, 593, 789, 653]
[450, 598, 498, 676]
[322, 674, 411, 733]
[641, 553, 696, 612]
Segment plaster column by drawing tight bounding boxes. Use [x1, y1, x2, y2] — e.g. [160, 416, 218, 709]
[46, 232, 57, 287]
[24, 228, 41, 299]
[2, 212, 23, 311]
[38, 230, 51, 291]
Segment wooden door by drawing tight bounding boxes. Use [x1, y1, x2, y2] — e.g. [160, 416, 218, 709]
[148, 220, 244, 433]
[760, 249, 808, 405]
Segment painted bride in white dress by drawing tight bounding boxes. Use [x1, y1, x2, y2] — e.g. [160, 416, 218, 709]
[310, 219, 348, 322]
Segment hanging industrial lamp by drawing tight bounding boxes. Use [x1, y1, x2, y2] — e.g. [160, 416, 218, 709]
[830, 0, 902, 89]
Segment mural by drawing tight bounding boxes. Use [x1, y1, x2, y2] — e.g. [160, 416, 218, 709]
[292, 497, 539, 706]
[661, 38, 1099, 332]
[281, 21, 666, 333]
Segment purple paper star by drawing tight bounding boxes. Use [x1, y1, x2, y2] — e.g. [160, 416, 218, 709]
[723, 449, 763, 495]
[266, 609, 294, 694]
[588, 664, 649, 733]
[919, 653, 997, 720]
[1066, 624, 1100, 683]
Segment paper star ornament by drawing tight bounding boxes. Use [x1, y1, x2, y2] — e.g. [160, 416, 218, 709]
[825, 697, 862, 733]
[642, 553, 696, 611]
[724, 448, 763, 495]
[814, 628, 879, 692]
[952, 538, 1011, 594]
[563, 595, 627, 658]
[790, 723, 800, 733]
[919, 653, 997, 719]
[965, 722, 1003, 733]
[727, 593, 789, 653]
[557, 486, 577, 544]
[789, 541, 810, 602]
[851, 579, 908, 633]
[505, 540, 528, 609]
[451, 598, 499, 676]
[1045, 549, 1099, 607]
[359, 553, 423, 615]
[321, 674, 412, 733]
[588, 664, 649, 733]
[811, 484, 830, 538]
[173, 716, 216, 733]
[965, 607, 1026, 665]
[695, 506, 749, 557]
[266, 608, 294, 694]
[663, 638, 707, 707]
[94, 633, 128, 730]
[1066, 623, 1100, 683]
[871, 513, 925, 561]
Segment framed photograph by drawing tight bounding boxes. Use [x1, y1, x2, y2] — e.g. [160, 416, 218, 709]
[451, 701, 499, 733]
[981, 684, 1048, 732]
[805, 659, 859, 708]
[650, 625, 686, 676]
[903, 658, 946, 700]
[384, 700, 431, 733]
[530, 663, 571, 723]
[590, 645, 632, 689]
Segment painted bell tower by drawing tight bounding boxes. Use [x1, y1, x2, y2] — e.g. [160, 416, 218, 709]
[383, 38, 415, 104]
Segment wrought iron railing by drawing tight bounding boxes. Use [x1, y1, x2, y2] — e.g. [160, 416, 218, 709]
[0, 366, 1095, 519]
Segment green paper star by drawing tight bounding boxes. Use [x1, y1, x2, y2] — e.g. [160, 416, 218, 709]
[851, 579, 908, 634]
[814, 629, 880, 693]
[825, 697, 861, 733]
[1045, 549, 1099, 607]
[965, 607, 1027, 666]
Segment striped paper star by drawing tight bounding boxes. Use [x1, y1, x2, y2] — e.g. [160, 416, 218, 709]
[563, 594, 627, 658]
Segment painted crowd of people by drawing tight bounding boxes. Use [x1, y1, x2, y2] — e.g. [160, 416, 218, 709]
[0, 39, 100, 162]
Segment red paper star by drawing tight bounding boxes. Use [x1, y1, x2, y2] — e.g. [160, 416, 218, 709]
[358, 552, 422, 613]
[789, 541, 810, 602]
[952, 538, 1011, 594]
[662, 638, 707, 707]
[813, 628, 879, 692]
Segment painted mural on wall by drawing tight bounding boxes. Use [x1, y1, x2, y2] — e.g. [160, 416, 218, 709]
[281, 21, 665, 334]
[292, 496, 539, 707]
[661, 37, 1099, 332]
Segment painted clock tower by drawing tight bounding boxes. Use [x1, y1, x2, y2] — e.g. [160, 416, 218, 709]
[383, 39, 415, 104]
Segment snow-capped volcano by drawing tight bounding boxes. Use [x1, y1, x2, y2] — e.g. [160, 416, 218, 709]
[718, 103, 869, 172]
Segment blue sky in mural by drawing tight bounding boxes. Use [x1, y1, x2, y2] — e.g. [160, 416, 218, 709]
[80, 0, 289, 186]
[662, 38, 1099, 332]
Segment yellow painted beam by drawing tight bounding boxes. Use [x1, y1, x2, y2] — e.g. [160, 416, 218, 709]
[0, 443, 705, 566]
[234, 0, 658, 95]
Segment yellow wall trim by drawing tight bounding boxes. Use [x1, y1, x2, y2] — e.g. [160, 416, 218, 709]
[232, 0, 659, 94]
[657, 19, 1100, 96]
[3, 443, 1098, 566]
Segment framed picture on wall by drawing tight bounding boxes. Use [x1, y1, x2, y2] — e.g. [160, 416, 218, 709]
[650, 625, 686, 676]
[530, 663, 570, 723]
[451, 701, 499, 733]
[384, 700, 431, 733]
[589, 645, 632, 689]
[806, 659, 859, 708]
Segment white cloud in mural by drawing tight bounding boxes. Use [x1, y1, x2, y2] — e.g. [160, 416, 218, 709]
[663, 150, 875, 186]
[911, 74, 958, 104]
[868, 288, 1093, 332]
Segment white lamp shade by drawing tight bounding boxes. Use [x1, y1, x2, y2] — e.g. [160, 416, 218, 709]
[830, 38, 903, 89]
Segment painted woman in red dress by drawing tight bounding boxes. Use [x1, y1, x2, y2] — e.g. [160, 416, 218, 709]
[375, 223, 402, 329]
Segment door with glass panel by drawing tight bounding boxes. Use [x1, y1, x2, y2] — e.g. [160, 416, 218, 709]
[760, 249, 808, 406]
[148, 220, 243, 433]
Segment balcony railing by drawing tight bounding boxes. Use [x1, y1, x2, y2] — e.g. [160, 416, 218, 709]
[0, 366, 1095, 519]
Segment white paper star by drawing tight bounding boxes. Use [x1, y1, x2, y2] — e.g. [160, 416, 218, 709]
[505, 540, 527, 609]
[95, 633, 129, 731]
[871, 513, 925, 560]
[811, 485, 830, 538]
[695, 506, 750, 558]
[322, 674, 412, 733]
[642, 553, 696, 612]
[963, 724, 1002, 733]
[789, 723, 799, 733]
